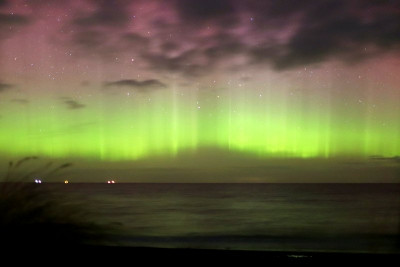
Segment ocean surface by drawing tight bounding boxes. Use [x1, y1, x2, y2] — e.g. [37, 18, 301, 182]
[47, 183, 400, 253]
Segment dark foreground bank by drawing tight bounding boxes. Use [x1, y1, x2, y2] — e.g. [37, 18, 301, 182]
[3, 245, 399, 266]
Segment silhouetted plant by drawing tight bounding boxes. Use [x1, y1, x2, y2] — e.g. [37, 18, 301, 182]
[0, 157, 109, 249]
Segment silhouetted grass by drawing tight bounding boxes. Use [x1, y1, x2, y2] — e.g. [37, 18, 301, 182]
[0, 157, 110, 250]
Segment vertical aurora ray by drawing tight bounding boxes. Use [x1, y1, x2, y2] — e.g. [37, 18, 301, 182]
[0, 79, 398, 161]
[0, 0, 399, 184]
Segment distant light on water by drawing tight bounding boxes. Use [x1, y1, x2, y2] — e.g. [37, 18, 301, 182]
[64, 180, 69, 184]
[107, 180, 116, 184]
[34, 179, 42, 184]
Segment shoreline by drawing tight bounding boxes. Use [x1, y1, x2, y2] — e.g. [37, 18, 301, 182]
[4, 245, 399, 265]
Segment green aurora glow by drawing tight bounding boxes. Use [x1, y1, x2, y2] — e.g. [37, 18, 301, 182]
[1, 81, 399, 161]
[0, 0, 399, 171]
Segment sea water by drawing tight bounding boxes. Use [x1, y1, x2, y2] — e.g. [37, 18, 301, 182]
[48, 183, 400, 253]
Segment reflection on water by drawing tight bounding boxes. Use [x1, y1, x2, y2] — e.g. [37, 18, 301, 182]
[49, 183, 400, 252]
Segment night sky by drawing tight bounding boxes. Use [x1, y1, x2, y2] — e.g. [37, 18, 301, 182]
[0, 0, 399, 182]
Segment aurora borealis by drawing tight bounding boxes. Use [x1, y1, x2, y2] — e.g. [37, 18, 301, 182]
[0, 0, 399, 182]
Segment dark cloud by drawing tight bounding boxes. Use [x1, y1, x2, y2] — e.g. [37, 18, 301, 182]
[11, 98, 29, 104]
[174, 0, 238, 27]
[122, 33, 149, 48]
[61, 0, 400, 73]
[141, 32, 246, 77]
[72, 30, 105, 50]
[73, 0, 130, 28]
[160, 42, 180, 53]
[247, 0, 400, 70]
[173, 0, 400, 71]
[68, 29, 125, 59]
[104, 79, 167, 92]
[0, 13, 30, 25]
[0, 13, 30, 39]
[204, 33, 247, 60]
[370, 155, 400, 164]
[69, 31, 149, 60]
[0, 82, 13, 92]
[243, 0, 314, 23]
[66, 0, 136, 59]
[142, 50, 210, 78]
[61, 98, 86, 110]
